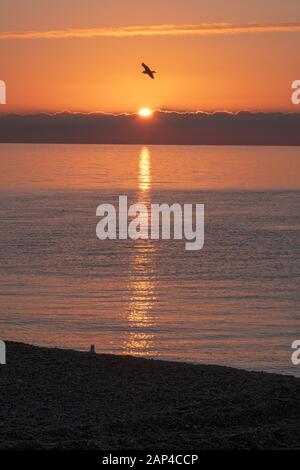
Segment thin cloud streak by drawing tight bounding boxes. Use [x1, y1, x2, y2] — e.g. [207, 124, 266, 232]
[1, 23, 300, 40]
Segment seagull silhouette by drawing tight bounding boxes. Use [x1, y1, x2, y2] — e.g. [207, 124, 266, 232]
[142, 62, 156, 79]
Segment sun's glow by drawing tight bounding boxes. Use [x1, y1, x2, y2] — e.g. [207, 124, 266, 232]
[138, 107, 153, 118]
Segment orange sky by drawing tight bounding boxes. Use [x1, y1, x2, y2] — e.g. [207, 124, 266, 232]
[1, 0, 300, 113]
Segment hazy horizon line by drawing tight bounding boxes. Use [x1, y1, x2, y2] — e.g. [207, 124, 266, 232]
[1, 22, 300, 40]
[1, 109, 299, 117]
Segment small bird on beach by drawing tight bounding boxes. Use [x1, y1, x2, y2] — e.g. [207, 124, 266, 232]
[141, 62, 156, 79]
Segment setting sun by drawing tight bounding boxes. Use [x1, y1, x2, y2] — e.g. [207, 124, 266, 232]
[138, 107, 153, 118]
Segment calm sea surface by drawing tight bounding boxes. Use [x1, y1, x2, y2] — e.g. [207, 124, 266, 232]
[0, 144, 300, 375]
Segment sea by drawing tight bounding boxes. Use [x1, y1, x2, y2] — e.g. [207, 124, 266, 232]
[0, 144, 299, 376]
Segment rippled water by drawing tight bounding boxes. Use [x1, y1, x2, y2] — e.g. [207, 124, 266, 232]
[0, 144, 299, 375]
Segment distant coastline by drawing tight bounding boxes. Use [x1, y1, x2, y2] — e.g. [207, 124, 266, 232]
[1, 111, 300, 145]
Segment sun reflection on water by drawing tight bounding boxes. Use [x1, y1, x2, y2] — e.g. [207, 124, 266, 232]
[139, 146, 151, 192]
[124, 146, 158, 356]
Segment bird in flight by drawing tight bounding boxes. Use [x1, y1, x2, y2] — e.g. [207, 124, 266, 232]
[141, 62, 156, 79]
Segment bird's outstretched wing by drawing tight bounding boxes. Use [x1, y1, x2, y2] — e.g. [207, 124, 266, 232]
[141, 62, 156, 79]
[142, 62, 151, 73]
